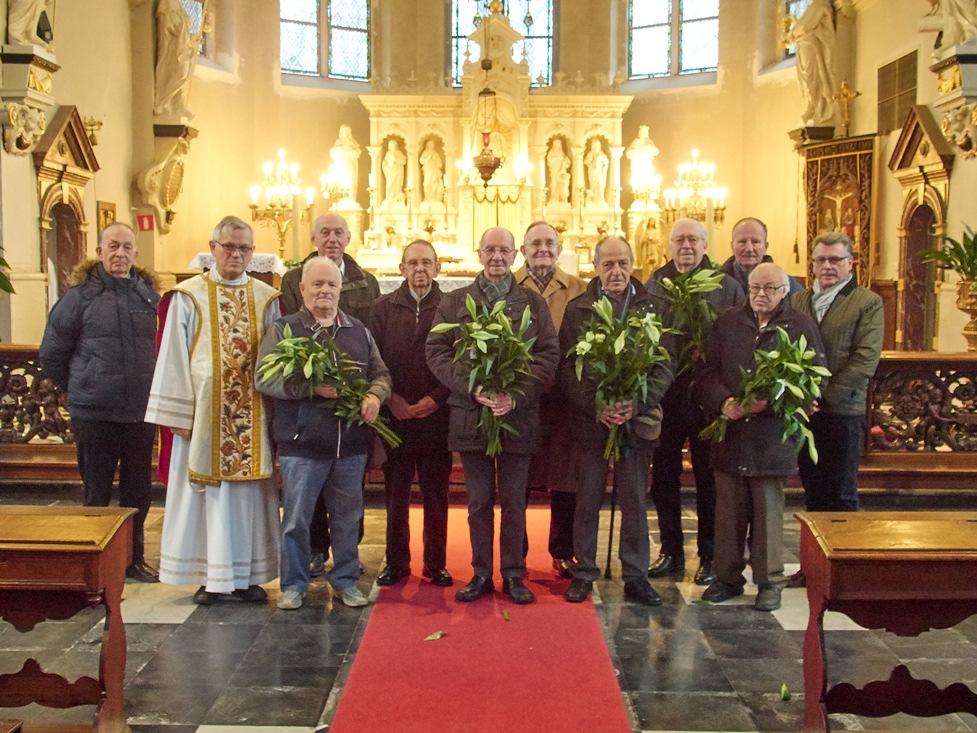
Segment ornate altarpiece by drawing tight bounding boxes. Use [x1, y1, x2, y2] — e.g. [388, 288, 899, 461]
[803, 134, 878, 287]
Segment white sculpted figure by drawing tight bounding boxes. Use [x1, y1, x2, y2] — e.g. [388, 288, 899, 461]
[154, 0, 198, 117]
[381, 139, 407, 206]
[584, 138, 609, 205]
[927, 0, 977, 48]
[790, 0, 838, 126]
[7, 0, 53, 47]
[419, 139, 444, 204]
[328, 125, 362, 202]
[625, 125, 660, 192]
[546, 138, 571, 204]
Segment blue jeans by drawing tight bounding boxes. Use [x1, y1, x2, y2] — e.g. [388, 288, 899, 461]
[279, 454, 367, 593]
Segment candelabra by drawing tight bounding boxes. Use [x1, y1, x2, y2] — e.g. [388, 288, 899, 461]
[661, 148, 727, 227]
[248, 148, 314, 259]
[320, 162, 352, 209]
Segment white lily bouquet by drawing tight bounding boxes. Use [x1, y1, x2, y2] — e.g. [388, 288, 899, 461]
[569, 297, 672, 460]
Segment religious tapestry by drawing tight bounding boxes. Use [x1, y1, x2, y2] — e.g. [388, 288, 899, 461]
[803, 134, 878, 285]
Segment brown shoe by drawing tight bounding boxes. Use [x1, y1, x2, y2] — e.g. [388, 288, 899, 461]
[126, 561, 160, 583]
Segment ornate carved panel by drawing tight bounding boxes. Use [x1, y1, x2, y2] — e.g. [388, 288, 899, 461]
[0, 346, 71, 444]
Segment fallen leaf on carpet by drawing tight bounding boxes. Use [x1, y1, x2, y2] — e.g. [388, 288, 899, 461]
[424, 630, 448, 641]
[780, 682, 791, 701]
[502, 610, 510, 621]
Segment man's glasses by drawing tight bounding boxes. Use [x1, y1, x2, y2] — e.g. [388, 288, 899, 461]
[480, 247, 514, 257]
[747, 284, 786, 295]
[812, 255, 851, 266]
[215, 242, 254, 255]
[671, 235, 702, 244]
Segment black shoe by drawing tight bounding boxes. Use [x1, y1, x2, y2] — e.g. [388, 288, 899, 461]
[376, 565, 410, 586]
[755, 585, 782, 612]
[422, 567, 454, 587]
[624, 580, 662, 606]
[786, 570, 806, 588]
[502, 577, 535, 605]
[552, 558, 573, 579]
[648, 553, 685, 579]
[126, 561, 160, 583]
[455, 575, 494, 602]
[231, 585, 268, 603]
[693, 560, 716, 586]
[309, 552, 326, 578]
[701, 580, 744, 604]
[192, 586, 219, 605]
[565, 578, 593, 603]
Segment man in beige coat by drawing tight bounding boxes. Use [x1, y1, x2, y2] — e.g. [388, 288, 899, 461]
[514, 221, 587, 577]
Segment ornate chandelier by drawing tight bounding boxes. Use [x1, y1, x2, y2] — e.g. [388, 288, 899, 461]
[248, 148, 314, 259]
[662, 148, 727, 226]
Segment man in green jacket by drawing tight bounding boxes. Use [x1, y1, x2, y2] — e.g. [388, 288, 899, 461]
[791, 232, 883, 513]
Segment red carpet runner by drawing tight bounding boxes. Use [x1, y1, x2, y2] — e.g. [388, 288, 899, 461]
[330, 506, 632, 732]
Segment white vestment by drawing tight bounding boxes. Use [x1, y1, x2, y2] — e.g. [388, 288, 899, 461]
[145, 269, 281, 593]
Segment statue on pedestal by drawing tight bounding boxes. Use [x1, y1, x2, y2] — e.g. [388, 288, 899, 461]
[546, 138, 571, 204]
[625, 125, 660, 189]
[328, 124, 362, 203]
[419, 139, 444, 204]
[6, 0, 53, 48]
[381, 139, 406, 206]
[153, 0, 197, 118]
[926, 0, 977, 48]
[790, 0, 838, 126]
[584, 138, 609, 206]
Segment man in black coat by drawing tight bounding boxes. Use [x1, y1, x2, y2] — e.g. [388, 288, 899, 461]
[426, 227, 559, 605]
[370, 240, 453, 588]
[720, 217, 803, 295]
[39, 222, 161, 582]
[645, 218, 744, 586]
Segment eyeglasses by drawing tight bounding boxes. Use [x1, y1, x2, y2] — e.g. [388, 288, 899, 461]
[812, 255, 851, 266]
[747, 284, 786, 295]
[480, 247, 514, 257]
[671, 235, 702, 244]
[215, 242, 254, 255]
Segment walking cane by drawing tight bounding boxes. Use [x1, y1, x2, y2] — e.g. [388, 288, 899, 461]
[603, 470, 617, 579]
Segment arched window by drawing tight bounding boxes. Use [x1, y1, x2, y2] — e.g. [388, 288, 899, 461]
[451, 0, 554, 87]
[784, 0, 813, 57]
[279, 0, 371, 81]
[628, 0, 718, 79]
[179, 0, 208, 55]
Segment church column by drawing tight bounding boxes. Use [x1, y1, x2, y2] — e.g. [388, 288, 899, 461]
[533, 144, 547, 219]
[610, 145, 624, 233]
[366, 145, 380, 236]
[406, 147, 419, 234]
[571, 145, 584, 232]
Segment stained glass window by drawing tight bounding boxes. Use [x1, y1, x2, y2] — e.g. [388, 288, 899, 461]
[784, 0, 813, 57]
[179, 0, 206, 55]
[451, 1, 553, 87]
[629, 0, 718, 79]
[328, 0, 370, 81]
[281, 0, 320, 75]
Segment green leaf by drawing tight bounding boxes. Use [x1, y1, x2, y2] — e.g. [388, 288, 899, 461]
[424, 630, 448, 641]
[502, 610, 510, 621]
[780, 682, 791, 701]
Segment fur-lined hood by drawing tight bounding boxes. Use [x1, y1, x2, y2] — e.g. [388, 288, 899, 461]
[69, 259, 161, 293]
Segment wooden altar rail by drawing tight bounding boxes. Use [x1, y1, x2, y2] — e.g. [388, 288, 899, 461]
[1, 344, 976, 491]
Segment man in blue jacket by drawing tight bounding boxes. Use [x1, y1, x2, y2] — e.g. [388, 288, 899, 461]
[39, 222, 161, 582]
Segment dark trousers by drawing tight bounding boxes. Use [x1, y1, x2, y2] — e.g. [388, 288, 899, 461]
[383, 448, 452, 571]
[649, 404, 716, 561]
[798, 412, 864, 511]
[573, 445, 652, 583]
[548, 490, 576, 560]
[459, 451, 531, 580]
[73, 419, 155, 564]
[713, 470, 785, 589]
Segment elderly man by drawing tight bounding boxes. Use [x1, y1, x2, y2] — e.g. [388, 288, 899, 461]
[793, 234, 883, 504]
[697, 262, 826, 612]
[560, 236, 675, 606]
[427, 227, 559, 605]
[721, 217, 803, 296]
[514, 221, 587, 577]
[146, 216, 281, 605]
[281, 212, 380, 577]
[645, 218, 743, 586]
[370, 240, 453, 587]
[40, 222, 161, 583]
[257, 257, 391, 610]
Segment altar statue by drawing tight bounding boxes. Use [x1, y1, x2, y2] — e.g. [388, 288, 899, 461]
[7, 0, 53, 47]
[584, 138, 609, 205]
[625, 125, 660, 185]
[927, 0, 977, 48]
[790, 0, 838, 126]
[154, 0, 198, 117]
[328, 125, 362, 203]
[381, 139, 407, 206]
[546, 138, 571, 204]
[419, 139, 444, 204]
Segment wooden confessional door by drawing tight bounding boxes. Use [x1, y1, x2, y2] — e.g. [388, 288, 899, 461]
[49, 203, 84, 299]
[901, 204, 936, 351]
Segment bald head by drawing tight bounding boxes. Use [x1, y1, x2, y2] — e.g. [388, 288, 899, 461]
[300, 256, 342, 320]
[311, 213, 350, 265]
[748, 262, 789, 321]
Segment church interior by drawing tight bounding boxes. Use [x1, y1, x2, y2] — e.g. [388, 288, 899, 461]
[1, 0, 977, 731]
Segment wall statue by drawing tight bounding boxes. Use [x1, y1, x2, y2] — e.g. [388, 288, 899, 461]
[381, 138, 407, 206]
[625, 125, 660, 185]
[546, 138, 571, 204]
[7, 0, 53, 48]
[328, 124, 362, 202]
[790, 0, 838, 126]
[584, 138, 609, 205]
[153, 0, 198, 117]
[419, 139, 444, 204]
[926, 0, 977, 48]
